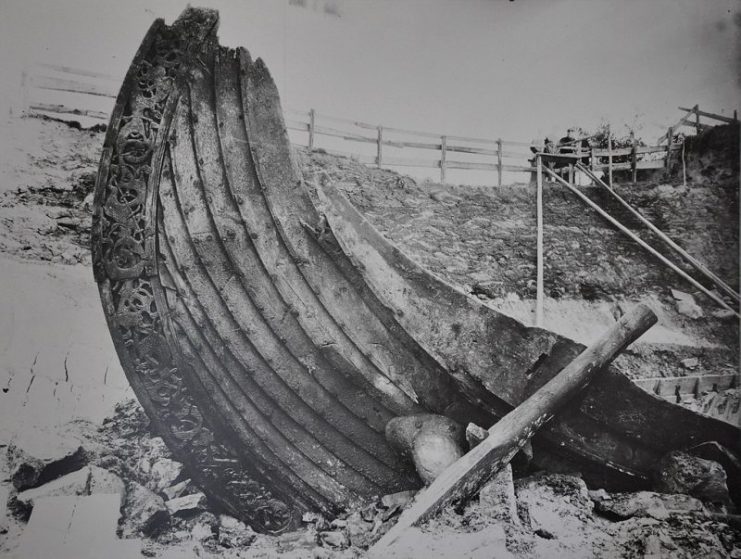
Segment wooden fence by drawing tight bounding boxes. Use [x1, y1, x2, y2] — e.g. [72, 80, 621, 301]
[19, 63, 738, 187]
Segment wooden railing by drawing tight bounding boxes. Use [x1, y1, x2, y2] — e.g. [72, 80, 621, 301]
[19, 63, 737, 187]
[285, 108, 536, 185]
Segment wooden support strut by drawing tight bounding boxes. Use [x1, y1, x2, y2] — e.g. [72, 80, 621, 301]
[545, 166, 740, 317]
[370, 304, 657, 556]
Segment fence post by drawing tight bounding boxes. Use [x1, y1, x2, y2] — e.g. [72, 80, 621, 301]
[694, 104, 700, 131]
[630, 130, 637, 185]
[440, 135, 447, 184]
[308, 109, 315, 151]
[665, 126, 673, 173]
[376, 125, 383, 168]
[590, 145, 597, 182]
[607, 126, 613, 187]
[497, 139, 503, 186]
[681, 140, 687, 187]
[535, 155, 544, 328]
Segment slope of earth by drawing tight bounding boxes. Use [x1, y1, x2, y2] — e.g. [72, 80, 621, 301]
[299, 141, 740, 381]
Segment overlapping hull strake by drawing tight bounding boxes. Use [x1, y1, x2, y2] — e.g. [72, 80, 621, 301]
[92, 9, 740, 533]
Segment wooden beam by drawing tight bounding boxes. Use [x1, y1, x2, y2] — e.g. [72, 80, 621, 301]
[369, 304, 657, 556]
[679, 106, 736, 124]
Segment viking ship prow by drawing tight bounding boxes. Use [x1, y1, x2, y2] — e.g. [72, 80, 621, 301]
[92, 8, 740, 532]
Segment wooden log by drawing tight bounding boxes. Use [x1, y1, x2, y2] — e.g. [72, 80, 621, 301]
[369, 304, 657, 556]
[576, 162, 739, 303]
[679, 106, 736, 124]
[544, 167, 740, 317]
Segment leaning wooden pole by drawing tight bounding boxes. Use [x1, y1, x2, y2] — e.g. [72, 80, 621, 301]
[535, 155, 544, 327]
[575, 163, 740, 304]
[544, 167, 740, 317]
[370, 304, 657, 556]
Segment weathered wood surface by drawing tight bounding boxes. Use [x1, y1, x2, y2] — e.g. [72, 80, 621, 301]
[371, 305, 657, 554]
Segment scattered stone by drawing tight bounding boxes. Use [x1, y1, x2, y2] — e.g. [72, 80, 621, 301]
[318, 530, 350, 549]
[479, 463, 519, 525]
[465, 422, 488, 449]
[515, 473, 593, 534]
[122, 481, 170, 536]
[165, 492, 208, 516]
[671, 290, 704, 318]
[681, 357, 700, 369]
[218, 514, 256, 548]
[146, 458, 183, 494]
[381, 490, 416, 510]
[654, 451, 732, 506]
[588, 488, 611, 502]
[594, 491, 705, 520]
[162, 479, 191, 501]
[711, 309, 736, 320]
[14, 467, 90, 510]
[191, 519, 215, 542]
[7, 430, 88, 490]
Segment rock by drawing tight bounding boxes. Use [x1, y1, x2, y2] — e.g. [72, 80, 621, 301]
[465, 422, 488, 449]
[654, 451, 732, 506]
[191, 519, 215, 542]
[82, 192, 94, 210]
[711, 309, 736, 320]
[14, 467, 90, 510]
[88, 466, 126, 505]
[217, 514, 256, 548]
[318, 530, 350, 549]
[479, 464, 519, 525]
[670, 291, 704, 318]
[594, 491, 704, 520]
[147, 458, 183, 494]
[381, 490, 416, 509]
[515, 473, 593, 535]
[162, 478, 191, 501]
[122, 481, 170, 536]
[165, 492, 208, 516]
[386, 414, 466, 485]
[7, 430, 88, 490]
[681, 357, 700, 369]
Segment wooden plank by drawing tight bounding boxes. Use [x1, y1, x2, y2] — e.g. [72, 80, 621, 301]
[36, 62, 119, 81]
[636, 159, 666, 170]
[28, 103, 109, 121]
[543, 167, 739, 317]
[313, 124, 376, 143]
[382, 155, 440, 168]
[30, 75, 117, 98]
[445, 161, 500, 171]
[370, 304, 657, 556]
[592, 147, 632, 157]
[679, 106, 737, 124]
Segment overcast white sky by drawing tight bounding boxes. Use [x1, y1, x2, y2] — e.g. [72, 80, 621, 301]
[1, 0, 739, 152]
